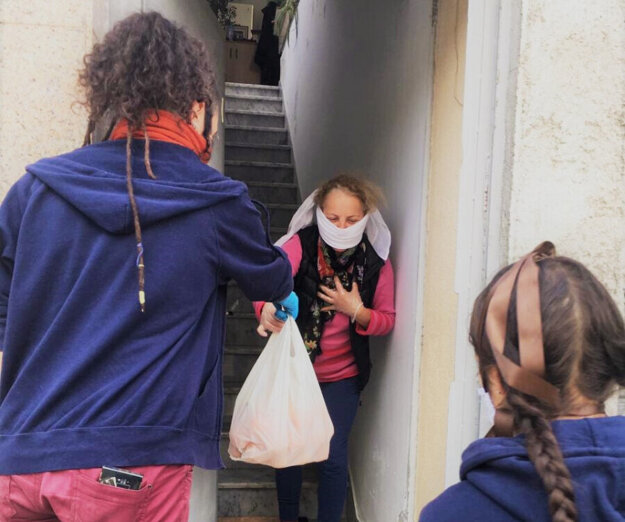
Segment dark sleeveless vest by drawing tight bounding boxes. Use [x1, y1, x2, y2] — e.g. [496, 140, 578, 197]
[294, 225, 384, 390]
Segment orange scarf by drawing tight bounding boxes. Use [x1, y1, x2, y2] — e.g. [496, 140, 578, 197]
[110, 110, 211, 163]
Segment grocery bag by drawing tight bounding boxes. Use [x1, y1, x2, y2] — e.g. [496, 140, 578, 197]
[228, 317, 334, 468]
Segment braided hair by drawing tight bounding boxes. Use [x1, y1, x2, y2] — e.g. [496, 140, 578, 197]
[78, 12, 217, 311]
[470, 253, 625, 521]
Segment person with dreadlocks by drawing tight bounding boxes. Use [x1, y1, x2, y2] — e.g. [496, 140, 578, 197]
[0, 11, 296, 521]
[420, 242, 625, 522]
[254, 174, 396, 522]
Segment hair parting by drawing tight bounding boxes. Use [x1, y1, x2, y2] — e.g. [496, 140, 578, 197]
[471, 248, 625, 522]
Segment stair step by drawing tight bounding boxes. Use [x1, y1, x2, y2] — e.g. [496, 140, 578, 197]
[226, 313, 265, 346]
[270, 227, 288, 243]
[222, 415, 233, 436]
[226, 161, 295, 184]
[224, 385, 242, 417]
[225, 345, 263, 356]
[218, 467, 318, 518]
[218, 518, 280, 522]
[264, 203, 300, 228]
[220, 467, 316, 489]
[245, 181, 300, 204]
[226, 82, 282, 99]
[221, 83, 339, 522]
[269, 232, 287, 243]
[223, 346, 266, 382]
[226, 126, 289, 146]
[250, 204, 297, 232]
[225, 110, 286, 129]
[225, 95, 283, 114]
[246, 181, 297, 188]
[226, 143, 292, 164]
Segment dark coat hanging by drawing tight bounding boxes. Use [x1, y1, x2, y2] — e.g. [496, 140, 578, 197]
[254, 1, 280, 85]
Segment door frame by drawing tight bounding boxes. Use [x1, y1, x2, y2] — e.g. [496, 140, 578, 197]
[443, 0, 522, 485]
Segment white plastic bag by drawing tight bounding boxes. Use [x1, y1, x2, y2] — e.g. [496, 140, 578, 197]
[228, 317, 334, 468]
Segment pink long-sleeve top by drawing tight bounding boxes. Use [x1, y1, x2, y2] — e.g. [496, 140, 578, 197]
[254, 234, 395, 383]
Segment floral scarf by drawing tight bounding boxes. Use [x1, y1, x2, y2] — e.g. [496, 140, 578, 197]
[302, 238, 367, 357]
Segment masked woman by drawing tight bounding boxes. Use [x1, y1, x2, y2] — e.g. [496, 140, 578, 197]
[254, 174, 396, 522]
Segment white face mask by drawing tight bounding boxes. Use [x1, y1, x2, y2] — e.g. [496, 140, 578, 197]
[478, 387, 496, 424]
[316, 206, 369, 250]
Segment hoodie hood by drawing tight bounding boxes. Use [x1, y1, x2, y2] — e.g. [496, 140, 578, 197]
[26, 140, 246, 234]
[458, 416, 625, 520]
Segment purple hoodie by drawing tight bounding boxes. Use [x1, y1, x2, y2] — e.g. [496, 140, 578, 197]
[0, 139, 292, 474]
[420, 416, 625, 521]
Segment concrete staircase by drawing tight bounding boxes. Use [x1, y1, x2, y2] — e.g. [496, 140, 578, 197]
[219, 82, 315, 520]
[219, 82, 356, 522]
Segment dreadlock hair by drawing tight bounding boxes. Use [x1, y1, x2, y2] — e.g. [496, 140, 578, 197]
[470, 249, 625, 521]
[78, 11, 217, 312]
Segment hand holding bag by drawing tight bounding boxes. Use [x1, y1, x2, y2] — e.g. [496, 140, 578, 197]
[228, 317, 334, 468]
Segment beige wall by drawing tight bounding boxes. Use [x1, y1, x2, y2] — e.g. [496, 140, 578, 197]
[415, 0, 467, 512]
[508, 0, 625, 299]
[0, 1, 93, 196]
[506, 0, 625, 413]
[416, 0, 625, 512]
[0, 0, 95, 403]
[0, 1, 225, 191]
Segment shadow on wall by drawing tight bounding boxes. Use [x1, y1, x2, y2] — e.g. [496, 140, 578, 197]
[279, 0, 435, 520]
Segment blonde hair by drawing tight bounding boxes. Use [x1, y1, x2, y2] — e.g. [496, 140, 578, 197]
[313, 174, 385, 214]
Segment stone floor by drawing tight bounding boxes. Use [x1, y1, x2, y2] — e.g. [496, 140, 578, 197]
[218, 518, 279, 522]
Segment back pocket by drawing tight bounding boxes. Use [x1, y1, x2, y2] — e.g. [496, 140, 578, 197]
[72, 470, 152, 522]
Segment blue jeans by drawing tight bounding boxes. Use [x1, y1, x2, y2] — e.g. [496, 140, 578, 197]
[275, 376, 360, 522]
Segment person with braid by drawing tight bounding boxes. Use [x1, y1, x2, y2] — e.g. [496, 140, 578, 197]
[420, 242, 625, 522]
[0, 12, 296, 521]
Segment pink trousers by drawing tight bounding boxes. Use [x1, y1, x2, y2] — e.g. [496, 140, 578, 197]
[0, 464, 192, 521]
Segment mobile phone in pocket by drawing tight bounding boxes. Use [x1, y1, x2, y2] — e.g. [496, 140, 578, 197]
[98, 466, 143, 490]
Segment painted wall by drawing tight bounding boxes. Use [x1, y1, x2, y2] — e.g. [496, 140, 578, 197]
[505, 0, 625, 413]
[415, 0, 467, 511]
[280, 1, 434, 520]
[0, 0, 93, 195]
[0, 0, 225, 186]
[1, 1, 225, 520]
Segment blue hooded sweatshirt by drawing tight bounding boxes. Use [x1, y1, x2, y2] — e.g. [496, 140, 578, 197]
[420, 416, 625, 521]
[0, 139, 293, 474]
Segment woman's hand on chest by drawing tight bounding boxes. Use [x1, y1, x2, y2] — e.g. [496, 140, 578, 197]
[318, 276, 364, 321]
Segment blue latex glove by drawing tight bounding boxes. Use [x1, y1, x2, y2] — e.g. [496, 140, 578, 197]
[273, 291, 299, 321]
